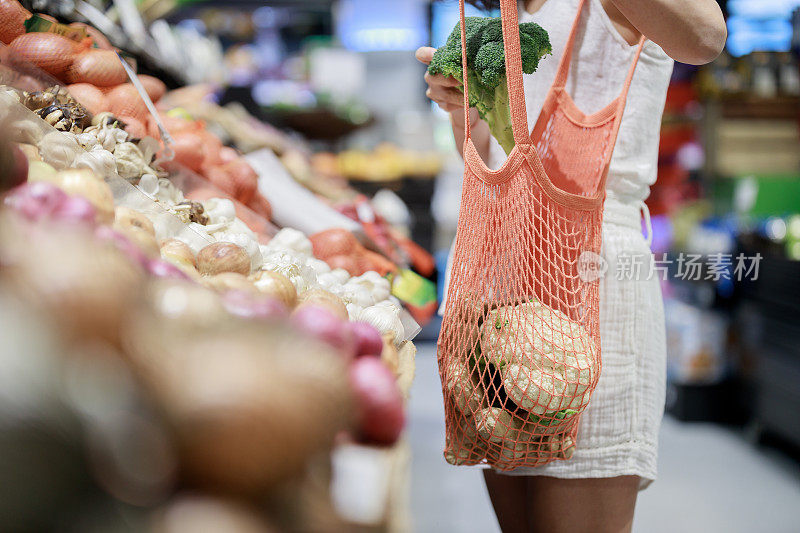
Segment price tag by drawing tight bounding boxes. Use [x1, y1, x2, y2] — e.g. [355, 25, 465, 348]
[392, 268, 437, 307]
[24, 14, 89, 42]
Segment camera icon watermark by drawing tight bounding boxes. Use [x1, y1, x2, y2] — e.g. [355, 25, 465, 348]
[578, 251, 608, 282]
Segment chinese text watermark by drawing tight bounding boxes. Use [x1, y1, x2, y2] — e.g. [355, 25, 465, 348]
[579, 252, 762, 282]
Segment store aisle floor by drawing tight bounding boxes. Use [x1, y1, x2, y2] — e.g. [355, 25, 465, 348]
[408, 342, 800, 533]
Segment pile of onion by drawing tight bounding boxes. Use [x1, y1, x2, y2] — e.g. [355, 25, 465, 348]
[349, 357, 406, 446]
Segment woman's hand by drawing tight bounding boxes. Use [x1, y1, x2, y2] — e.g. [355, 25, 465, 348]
[415, 46, 468, 114]
[415, 46, 490, 161]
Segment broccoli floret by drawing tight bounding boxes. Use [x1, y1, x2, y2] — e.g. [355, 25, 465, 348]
[428, 17, 552, 155]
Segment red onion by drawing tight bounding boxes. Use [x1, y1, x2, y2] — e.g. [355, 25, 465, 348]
[94, 226, 149, 267]
[52, 195, 97, 226]
[4, 181, 67, 220]
[147, 258, 191, 281]
[349, 357, 405, 446]
[349, 321, 384, 357]
[222, 290, 288, 322]
[291, 305, 354, 358]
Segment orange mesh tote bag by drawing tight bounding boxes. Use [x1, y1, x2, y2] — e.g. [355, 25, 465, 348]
[438, 0, 645, 469]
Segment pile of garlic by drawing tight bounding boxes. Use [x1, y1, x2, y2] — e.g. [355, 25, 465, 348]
[261, 228, 405, 342]
[34, 116, 160, 181]
[134, 177, 405, 341]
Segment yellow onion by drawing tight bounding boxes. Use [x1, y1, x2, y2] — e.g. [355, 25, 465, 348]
[5, 228, 143, 346]
[160, 239, 196, 269]
[295, 288, 348, 321]
[153, 497, 275, 533]
[197, 242, 250, 277]
[249, 270, 297, 308]
[16, 143, 41, 162]
[202, 272, 259, 294]
[55, 168, 114, 224]
[27, 161, 58, 183]
[115, 206, 156, 236]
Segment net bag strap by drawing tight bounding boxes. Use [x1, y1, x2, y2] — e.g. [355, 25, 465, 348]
[552, 0, 588, 89]
[548, 0, 647, 189]
[460, 0, 530, 145]
[598, 35, 646, 188]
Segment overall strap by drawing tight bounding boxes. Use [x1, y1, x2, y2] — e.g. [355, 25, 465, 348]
[552, 0, 588, 88]
[615, 36, 646, 116]
[460, 0, 530, 145]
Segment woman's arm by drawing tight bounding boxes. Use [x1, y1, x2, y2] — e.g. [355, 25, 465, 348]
[602, 0, 727, 65]
[416, 46, 492, 162]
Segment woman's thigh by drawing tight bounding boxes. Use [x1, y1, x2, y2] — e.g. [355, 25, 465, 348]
[483, 470, 529, 533]
[526, 475, 639, 533]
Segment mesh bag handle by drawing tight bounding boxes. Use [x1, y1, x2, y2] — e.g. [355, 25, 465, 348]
[540, 0, 646, 198]
[459, 0, 529, 146]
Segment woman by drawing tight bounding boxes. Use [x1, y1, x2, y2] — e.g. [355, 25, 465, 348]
[417, 1, 726, 532]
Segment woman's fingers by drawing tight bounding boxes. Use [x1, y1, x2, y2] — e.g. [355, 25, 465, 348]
[424, 71, 462, 87]
[415, 46, 435, 64]
[419, 46, 465, 112]
[426, 85, 465, 111]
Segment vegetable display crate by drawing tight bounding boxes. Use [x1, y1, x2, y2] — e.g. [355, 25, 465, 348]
[333, 340, 416, 532]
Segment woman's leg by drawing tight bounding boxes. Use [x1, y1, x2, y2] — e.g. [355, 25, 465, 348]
[483, 470, 529, 533]
[525, 475, 640, 533]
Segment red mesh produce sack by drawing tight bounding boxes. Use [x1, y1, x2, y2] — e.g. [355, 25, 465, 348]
[105, 84, 149, 123]
[0, 0, 31, 45]
[6, 32, 86, 78]
[437, 0, 644, 470]
[65, 49, 128, 87]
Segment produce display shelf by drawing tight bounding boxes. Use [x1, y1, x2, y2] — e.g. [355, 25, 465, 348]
[334, 340, 417, 532]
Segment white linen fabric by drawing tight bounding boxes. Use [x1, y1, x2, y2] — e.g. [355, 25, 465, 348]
[442, 0, 673, 489]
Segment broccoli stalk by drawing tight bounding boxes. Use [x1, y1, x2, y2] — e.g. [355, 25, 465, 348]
[428, 17, 552, 155]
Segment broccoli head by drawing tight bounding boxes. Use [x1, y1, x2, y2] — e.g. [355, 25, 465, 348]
[427, 17, 552, 155]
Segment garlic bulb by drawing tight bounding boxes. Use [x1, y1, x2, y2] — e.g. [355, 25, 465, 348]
[85, 122, 128, 152]
[114, 142, 155, 180]
[226, 218, 257, 240]
[76, 132, 99, 151]
[305, 257, 331, 278]
[268, 228, 313, 255]
[136, 173, 160, 198]
[357, 303, 405, 342]
[340, 281, 374, 308]
[316, 271, 342, 292]
[38, 131, 79, 170]
[262, 249, 313, 282]
[156, 178, 184, 205]
[290, 275, 308, 293]
[73, 147, 117, 178]
[215, 232, 262, 272]
[346, 303, 364, 321]
[331, 268, 351, 284]
[351, 271, 391, 303]
[11, 119, 43, 145]
[137, 137, 160, 163]
[203, 198, 237, 226]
